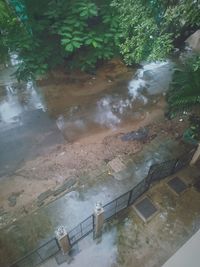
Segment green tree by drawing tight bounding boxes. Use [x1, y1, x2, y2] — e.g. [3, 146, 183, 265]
[0, 0, 19, 62]
[1, 0, 200, 80]
[167, 56, 200, 116]
[44, 0, 120, 71]
[1, 0, 121, 80]
[111, 0, 200, 64]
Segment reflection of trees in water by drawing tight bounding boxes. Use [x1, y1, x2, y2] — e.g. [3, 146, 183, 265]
[0, 79, 45, 124]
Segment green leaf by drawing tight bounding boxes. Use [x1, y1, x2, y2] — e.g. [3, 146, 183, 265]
[61, 39, 71, 44]
[92, 41, 98, 48]
[65, 43, 74, 52]
[61, 33, 72, 38]
[80, 11, 88, 17]
[73, 37, 82, 42]
[72, 41, 81, 48]
[85, 39, 92, 45]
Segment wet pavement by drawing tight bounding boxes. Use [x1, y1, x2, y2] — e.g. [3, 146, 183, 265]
[41, 229, 117, 267]
[39, 165, 200, 267]
[0, 109, 64, 176]
[0, 134, 188, 267]
[0, 67, 65, 176]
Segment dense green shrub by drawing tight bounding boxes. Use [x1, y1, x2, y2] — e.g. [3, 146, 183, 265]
[167, 56, 200, 116]
[111, 0, 200, 65]
[1, 0, 121, 80]
[1, 0, 200, 80]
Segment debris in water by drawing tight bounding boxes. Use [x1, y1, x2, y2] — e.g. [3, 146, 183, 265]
[121, 127, 149, 141]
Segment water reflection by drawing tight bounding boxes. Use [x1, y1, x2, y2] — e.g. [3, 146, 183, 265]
[0, 81, 45, 125]
[128, 60, 174, 97]
[0, 60, 174, 140]
[54, 60, 174, 140]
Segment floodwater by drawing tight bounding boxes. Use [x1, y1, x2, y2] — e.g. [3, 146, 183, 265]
[0, 59, 174, 176]
[53, 60, 174, 140]
[0, 58, 181, 266]
[0, 66, 63, 176]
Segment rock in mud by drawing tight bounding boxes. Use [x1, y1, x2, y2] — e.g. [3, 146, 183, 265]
[53, 176, 77, 197]
[108, 157, 126, 173]
[37, 177, 77, 206]
[8, 191, 24, 207]
[121, 127, 149, 141]
[37, 189, 53, 202]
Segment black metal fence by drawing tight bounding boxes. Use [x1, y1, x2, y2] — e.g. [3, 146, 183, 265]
[10, 238, 60, 267]
[104, 190, 131, 221]
[68, 215, 94, 246]
[10, 148, 195, 267]
[103, 148, 195, 220]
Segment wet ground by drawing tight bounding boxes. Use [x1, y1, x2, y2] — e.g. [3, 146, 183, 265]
[39, 165, 200, 267]
[0, 58, 192, 266]
[0, 108, 64, 176]
[0, 134, 188, 267]
[0, 70, 64, 176]
[0, 59, 174, 176]
[0, 58, 180, 217]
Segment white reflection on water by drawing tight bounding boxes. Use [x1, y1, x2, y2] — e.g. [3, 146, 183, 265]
[0, 81, 45, 124]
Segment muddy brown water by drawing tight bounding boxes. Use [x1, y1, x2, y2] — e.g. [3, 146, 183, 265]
[0, 60, 174, 176]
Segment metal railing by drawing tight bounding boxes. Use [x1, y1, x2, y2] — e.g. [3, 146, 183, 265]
[10, 147, 195, 267]
[10, 238, 60, 267]
[68, 215, 94, 246]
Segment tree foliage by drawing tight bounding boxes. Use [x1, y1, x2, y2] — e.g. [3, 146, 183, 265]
[0, 0, 200, 80]
[1, 0, 121, 80]
[0, 0, 20, 62]
[167, 56, 200, 116]
[111, 0, 200, 64]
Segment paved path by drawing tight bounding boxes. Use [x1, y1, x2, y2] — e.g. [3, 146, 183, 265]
[3, 137, 191, 267]
[38, 165, 200, 267]
[162, 228, 200, 267]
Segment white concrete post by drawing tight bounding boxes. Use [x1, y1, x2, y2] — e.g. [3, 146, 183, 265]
[55, 226, 71, 254]
[94, 202, 104, 238]
[190, 143, 200, 166]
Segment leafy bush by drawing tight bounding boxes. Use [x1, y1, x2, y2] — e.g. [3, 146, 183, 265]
[1, 0, 121, 79]
[46, 0, 121, 71]
[1, 0, 200, 80]
[111, 0, 200, 65]
[167, 57, 200, 116]
[183, 115, 200, 144]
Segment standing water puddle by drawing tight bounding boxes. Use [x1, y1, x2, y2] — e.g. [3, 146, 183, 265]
[0, 60, 174, 174]
[0, 60, 174, 139]
[53, 60, 174, 141]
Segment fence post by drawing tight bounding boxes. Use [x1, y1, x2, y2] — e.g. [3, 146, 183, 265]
[190, 143, 200, 166]
[94, 202, 104, 238]
[128, 189, 133, 206]
[55, 226, 71, 254]
[171, 159, 178, 174]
